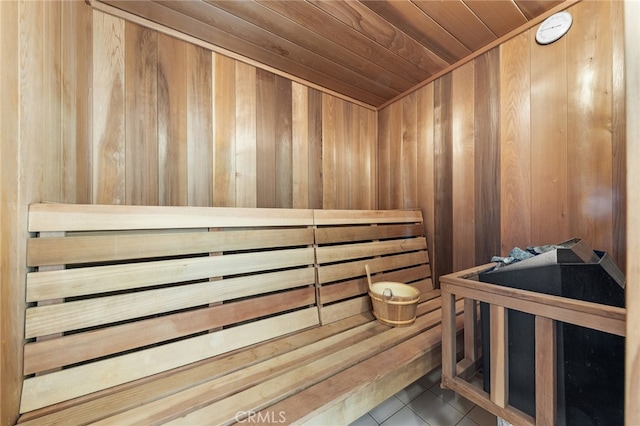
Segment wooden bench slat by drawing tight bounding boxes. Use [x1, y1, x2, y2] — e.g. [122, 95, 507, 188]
[18, 314, 373, 426]
[20, 308, 320, 413]
[313, 209, 422, 225]
[28, 203, 314, 232]
[24, 286, 316, 375]
[89, 320, 391, 425]
[27, 227, 314, 266]
[315, 237, 427, 264]
[163, 308, 444, 425]
[314, 223, 424, 245]
[26, 247, 315, 302]
[260, 314, 465, 425]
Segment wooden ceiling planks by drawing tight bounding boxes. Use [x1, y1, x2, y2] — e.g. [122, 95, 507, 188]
[95, 0, 570, 108]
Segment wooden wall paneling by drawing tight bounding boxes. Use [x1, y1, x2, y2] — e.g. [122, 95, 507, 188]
[256, 69, 275, 208]
[275, 75, 293, 208]
[361, 107, 377, 210]
[530, 26, 569, 246]
[474, 48, 501, 264]
[451, 61, 475, 271]
[417, 83, 436, 284]
[329, 97, 346, 208]
[20, 0, 46, 205]
[402, 92, 418, 209]
[157, 33, 187, 206]
[43, 0, 63, 203]
[567, 0, 614, 255]
[499, 32, 532, 255]
[186, 45, 212, 207]
[344, 102, 357, 208]
[213, 53, 236, 207]
[377, 106, 391, 210]
[62, 0, 92, 204]
[388, 101, 403, 209]
[92, 10, 125, 205]
[626, 0, 640, 422]
[308, 88, 323, 209]
[321, 93, 337, 209]
[611, 0, 626, 273]
[1, 1, 22, 423]
[433, 74, 454, 281]
[235, 61, 257, 208]
[292, 82, 309, 208]
[125, 22, 158, 206]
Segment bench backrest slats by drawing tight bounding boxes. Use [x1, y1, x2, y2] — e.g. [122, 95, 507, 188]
[23, 286, 316, 376]
[22, 204, 318, 414]
[313, 209, 432, 324]
[28, 203, 314, 231]
[27, 227, 314, 267]
[26, 247, 315, 303]
[21, 204, 432, 414]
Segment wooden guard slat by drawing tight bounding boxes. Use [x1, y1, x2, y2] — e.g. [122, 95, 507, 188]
[28, 203, 314, 232]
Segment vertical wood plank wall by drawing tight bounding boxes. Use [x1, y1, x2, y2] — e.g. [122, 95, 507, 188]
[378, 0, 626, 283]
[0, 2, 376, 423]
[0, 0, 631, 423]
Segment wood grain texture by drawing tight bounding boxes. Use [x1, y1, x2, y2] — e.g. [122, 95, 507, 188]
[125, 22, 158, 205]
[158, 33, 188, 206]
[625, 1, 640, 424]
[93, 10, 125, 204]
[213, 53, 236, 207]
[535, 315, 556, 425]
[433, 74, 454, 282]
[1, 1, 22, 423]
[474, 48, 501, 265]
[186, 44, 212, 206]
[610, 0, 626, 273]
[451, 61, 475, 271]
[499, 32, 531, 255]
[257, 69, 277, 208]
[530, 25, 569, 246]
[566, 0, 613, 254]
[235, 61, 257, 207]
[416, 84, 436, 287]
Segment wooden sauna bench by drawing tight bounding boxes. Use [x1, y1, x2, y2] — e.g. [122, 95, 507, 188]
[17, 203, 465, 425]
[439, 264, 626, 426]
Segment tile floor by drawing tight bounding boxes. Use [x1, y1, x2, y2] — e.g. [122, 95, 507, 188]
[350, 368, 497, 426]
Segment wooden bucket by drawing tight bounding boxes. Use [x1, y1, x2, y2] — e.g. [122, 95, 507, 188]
[365, 265, 420, 327]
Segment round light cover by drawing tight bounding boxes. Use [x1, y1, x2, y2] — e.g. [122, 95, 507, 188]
[536, 11, 573, 45]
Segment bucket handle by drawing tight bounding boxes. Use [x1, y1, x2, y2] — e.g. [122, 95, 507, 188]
[365, 264, 394, 299]
[365, 264, 373, 292]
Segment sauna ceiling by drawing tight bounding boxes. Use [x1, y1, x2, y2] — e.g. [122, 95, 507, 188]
[95, 0, 568, 107]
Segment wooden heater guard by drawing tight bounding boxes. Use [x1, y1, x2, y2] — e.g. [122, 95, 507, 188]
[439, 263, 626, 426]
